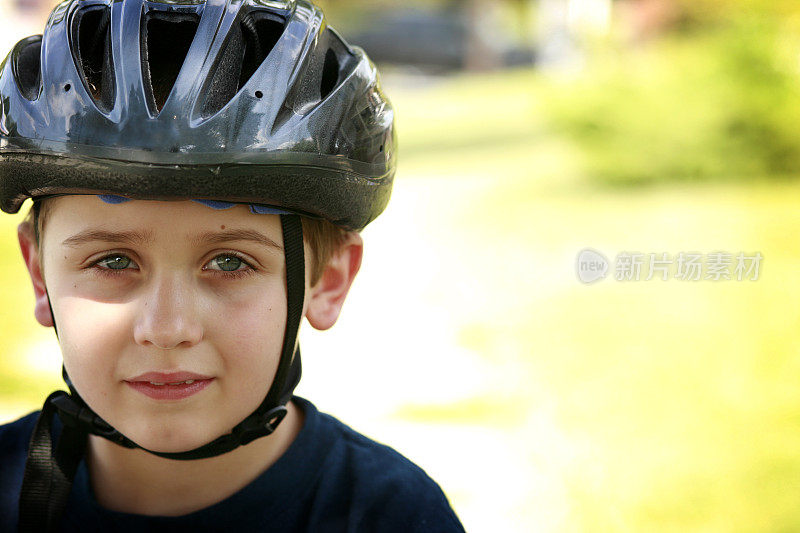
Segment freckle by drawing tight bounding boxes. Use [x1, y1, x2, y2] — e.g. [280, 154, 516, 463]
[221, 225, 226, 230]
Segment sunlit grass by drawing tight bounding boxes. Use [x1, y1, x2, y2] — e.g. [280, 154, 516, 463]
[389, 164, 800, 531]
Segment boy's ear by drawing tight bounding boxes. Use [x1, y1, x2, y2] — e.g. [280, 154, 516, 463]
[305, 233, 363, 331]
[18, 222, 54, 328]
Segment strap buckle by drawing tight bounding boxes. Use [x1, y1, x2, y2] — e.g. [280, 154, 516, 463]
[50, 392, 136, 448]
[235, 406, 288, 446]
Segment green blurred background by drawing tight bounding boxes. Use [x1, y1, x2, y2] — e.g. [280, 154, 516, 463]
[2, 0, 800, 531]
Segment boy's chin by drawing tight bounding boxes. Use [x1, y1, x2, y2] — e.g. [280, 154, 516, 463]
[115, 421, 227, 455]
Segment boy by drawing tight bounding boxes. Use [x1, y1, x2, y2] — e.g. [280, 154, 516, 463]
[0, 0, 465, 531]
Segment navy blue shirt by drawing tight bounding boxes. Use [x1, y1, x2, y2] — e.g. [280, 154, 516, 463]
[0, 397, 465, 532]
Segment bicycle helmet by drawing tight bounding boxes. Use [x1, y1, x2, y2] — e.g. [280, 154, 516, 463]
[0, 0, 395, 529]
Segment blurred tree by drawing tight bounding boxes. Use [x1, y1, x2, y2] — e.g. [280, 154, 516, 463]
[672, 0, 800, 24]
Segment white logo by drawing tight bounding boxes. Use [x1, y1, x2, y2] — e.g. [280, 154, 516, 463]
[577, 249, 763, 283]
[576, 248, 609, 284]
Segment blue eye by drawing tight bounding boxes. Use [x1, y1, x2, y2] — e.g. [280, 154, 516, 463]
[215, 255, 242, 272]
[98, 255, 133, 270]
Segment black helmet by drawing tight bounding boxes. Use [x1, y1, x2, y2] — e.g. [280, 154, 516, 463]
[5, 1, 396, 527]
[0, 0, 395, 230]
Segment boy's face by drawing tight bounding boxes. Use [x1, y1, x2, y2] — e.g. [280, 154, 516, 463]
[29, 196, 306, 453]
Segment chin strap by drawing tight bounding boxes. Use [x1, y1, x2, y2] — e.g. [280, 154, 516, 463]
[18, 214, 305, 531]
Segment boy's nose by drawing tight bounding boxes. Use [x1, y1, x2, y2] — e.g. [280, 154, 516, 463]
[133, 276, 203, 350]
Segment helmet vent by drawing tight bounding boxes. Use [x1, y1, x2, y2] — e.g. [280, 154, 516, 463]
[320, 48, 339, 101]
[13, 36, 43, 101]
[272, 28, 351, 130]
[201, 12, 286, 118]
[142, 13, 200, 114]
[74, 6, 115, 112]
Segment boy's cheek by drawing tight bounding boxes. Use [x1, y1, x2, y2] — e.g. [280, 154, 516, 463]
[56, 294, 133, 335]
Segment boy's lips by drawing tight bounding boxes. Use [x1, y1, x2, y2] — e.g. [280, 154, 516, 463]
[125, 372, 214, 401]
[126, 371, 214, 384]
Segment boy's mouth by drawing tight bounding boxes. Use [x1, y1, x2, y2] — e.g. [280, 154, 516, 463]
[125, 372, 214, 401]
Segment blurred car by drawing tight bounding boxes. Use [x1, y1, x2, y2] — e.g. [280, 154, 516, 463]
[343, 8, 535, 73]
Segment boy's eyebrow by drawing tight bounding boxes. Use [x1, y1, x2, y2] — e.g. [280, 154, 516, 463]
[192, 229, 283, 251]
[61, 229, 155, 247]
[60, 228, 283, 251]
